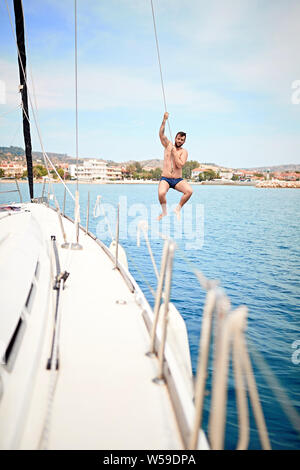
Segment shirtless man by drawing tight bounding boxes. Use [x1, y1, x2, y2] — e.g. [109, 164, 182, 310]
[158, 112, 193, 221]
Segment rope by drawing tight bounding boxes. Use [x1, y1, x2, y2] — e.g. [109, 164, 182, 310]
[232, 317, 250, 449]
[240, 334, 271, 449]
[141, 229, 299, 447]
[38, 248, 64, 449]
[38, 216, 75, 450]
[188, 289, 216, 449]
[20, 100, 30, 124]
[150, 0, 172, 142]
[248, 340, 300, 438]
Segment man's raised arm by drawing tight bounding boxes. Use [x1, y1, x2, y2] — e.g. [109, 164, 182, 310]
[159, 112, 171, 148]
[172, 148, 188, 169]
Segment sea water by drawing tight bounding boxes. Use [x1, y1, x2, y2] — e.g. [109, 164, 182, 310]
[1, 181, 299, 450]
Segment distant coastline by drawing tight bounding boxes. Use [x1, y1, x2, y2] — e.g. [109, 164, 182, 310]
[1, 178, 256, 186]
[1, 178, 299, 188]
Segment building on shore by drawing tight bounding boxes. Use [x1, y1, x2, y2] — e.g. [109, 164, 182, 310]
[106, 166, 122, 180]
[272, 171, 299, 181]
[0, 162, 26, 177]
[218, 170, 233, 180]
[69, 159, 107, 181]
[191, 167, 210, 179]
[69, 159, 123, 181]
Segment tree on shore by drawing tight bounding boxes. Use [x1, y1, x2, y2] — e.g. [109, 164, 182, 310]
[23, 164, 48, 179]
[135, 162, 142, 173]
[51, 167, 64, 179]
[182, 160, 199, 179]
[126, 162, 143, 175]
[126, 163, 137, 177]
[151, 168, 162, 180]
[199, 169, 217, 181]
[125, 162, 162, 180]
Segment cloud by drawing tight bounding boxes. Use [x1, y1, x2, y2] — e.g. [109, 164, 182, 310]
[1, 0, 299, 167]
[177, 0, 300, 102]
[190, 134, 300, 168]
[0, 60, 22, 108]
[0, 56, 234, 114]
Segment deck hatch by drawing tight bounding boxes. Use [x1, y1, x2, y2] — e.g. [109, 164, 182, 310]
[2, 317, 26, 371]
[25, 282, 36, 312]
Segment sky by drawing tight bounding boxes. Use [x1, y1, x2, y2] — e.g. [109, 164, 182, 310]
[0, 0, 299, 168]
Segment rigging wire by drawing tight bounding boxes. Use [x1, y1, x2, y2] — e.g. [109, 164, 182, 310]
[8, 119, 22, 147]
[150, 0, 172, 142]
[74, 0, 79, 193]
[4, 0, 75, 201]
[20, 0, 55, 190]
[0, 104, 22, 119]
[20, 100, 30, 124]
[19, 0, 52, 184]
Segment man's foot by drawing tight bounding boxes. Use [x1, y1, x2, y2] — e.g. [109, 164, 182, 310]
[174, 206, 181, 221]
[157, 211, 167, 221]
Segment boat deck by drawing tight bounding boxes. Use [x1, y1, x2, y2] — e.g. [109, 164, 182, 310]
[43, 205, 181, 450]
[1, 202, 186, 450]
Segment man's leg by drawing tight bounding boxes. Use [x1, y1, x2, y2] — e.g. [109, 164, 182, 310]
[158, 179, 170, 220]
[174, 180, 193, 220]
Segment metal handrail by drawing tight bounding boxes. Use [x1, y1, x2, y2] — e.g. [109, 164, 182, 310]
[148, 240, 169, 355]
[0, 178, 22, 202]
[115, 203, 120, 269]
[15, 179, 22, 202]
[154, 241, 176, 382]
[135, 226, 274, 450]
[63, 185, 66, 216]
[188, 288, 217, 449]
[85, 191, 90, 234]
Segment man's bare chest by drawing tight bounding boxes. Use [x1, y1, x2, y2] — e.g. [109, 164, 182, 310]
[164, 147, 184, 158]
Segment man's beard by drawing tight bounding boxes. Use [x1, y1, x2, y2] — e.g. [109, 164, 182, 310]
[175, 143, 182, 148]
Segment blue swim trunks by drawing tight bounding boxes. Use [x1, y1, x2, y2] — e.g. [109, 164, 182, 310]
[160, 177, 183, 189]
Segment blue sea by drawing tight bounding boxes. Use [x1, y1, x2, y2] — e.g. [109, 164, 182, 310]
[1, 181, 300, 450]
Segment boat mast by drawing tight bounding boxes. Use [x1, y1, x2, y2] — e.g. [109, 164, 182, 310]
[13, 0, 34, 200]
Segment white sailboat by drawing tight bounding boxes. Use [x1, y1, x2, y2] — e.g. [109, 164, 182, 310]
[3, 0, 299, 452]
[0, 0, 210, 450]
[0, 197, 210, 450]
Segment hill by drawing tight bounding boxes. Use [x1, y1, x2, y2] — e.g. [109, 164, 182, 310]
[245, 164, 300, 172]
[121, 159, 163, 169]
[1, 146, 299, 172]
[0, 146, 82, 165]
